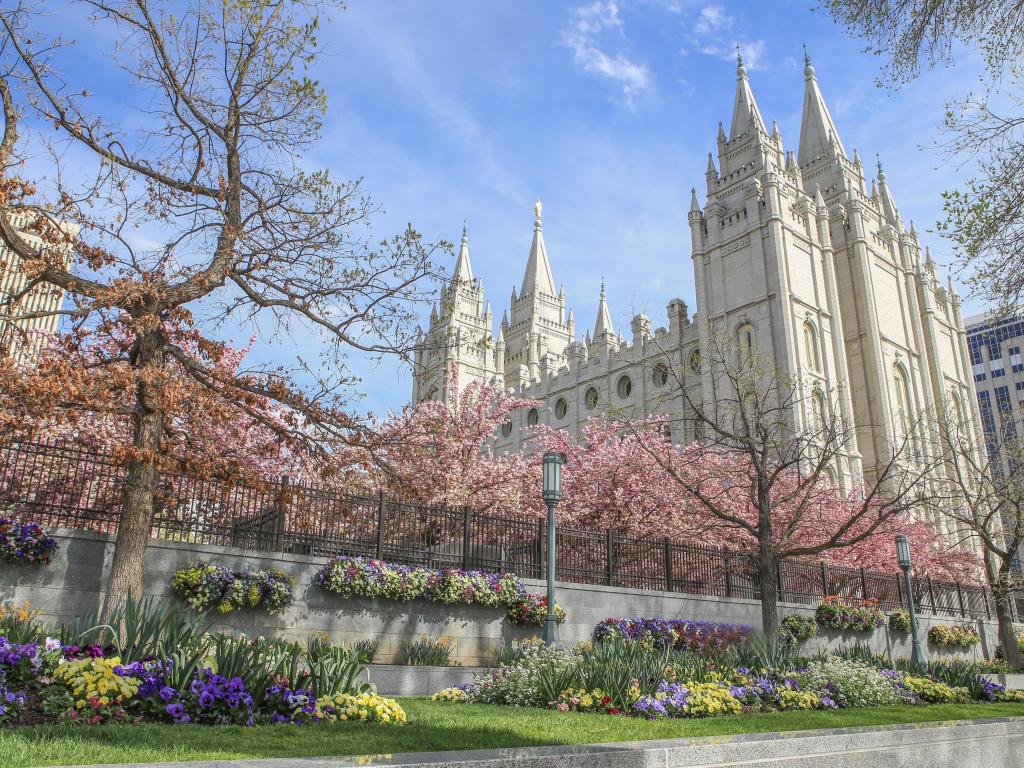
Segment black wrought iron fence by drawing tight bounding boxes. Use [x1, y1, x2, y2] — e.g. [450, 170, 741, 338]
[0, 437, 997, 620]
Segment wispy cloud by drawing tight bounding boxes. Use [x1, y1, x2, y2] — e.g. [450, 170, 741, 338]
[680, 3, 765, 70]
[562, 1, 651, 107]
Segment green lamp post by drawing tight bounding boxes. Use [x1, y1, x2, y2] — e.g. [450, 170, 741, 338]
[896, 534, 927, 665]
[542, 451, 565, 646]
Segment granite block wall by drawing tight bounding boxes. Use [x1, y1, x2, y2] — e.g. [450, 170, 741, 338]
[0, 529, 997, 666]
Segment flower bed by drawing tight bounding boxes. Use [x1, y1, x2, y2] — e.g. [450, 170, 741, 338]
[171, 562, 294, 614]
[814, 596, 884, 632]
[927, 623, 981, 648]
[591, 618, 751, 654]
[779, 614, 817, 645]
[0, 598, 406, 728]
[315, 556, 564, 626]
[888, 611, 911, 633]
[0, 516, 58, 565]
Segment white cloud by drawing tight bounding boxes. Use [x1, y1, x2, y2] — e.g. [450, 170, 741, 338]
[684, 3, 765, 70]
[562, 1, 651, 107]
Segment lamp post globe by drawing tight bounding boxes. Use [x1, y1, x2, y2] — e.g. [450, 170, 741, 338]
[895, 535, 926, 665]
[542, 452, 564, 645]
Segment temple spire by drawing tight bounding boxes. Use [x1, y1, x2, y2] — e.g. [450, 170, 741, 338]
[593, 280, 614, 339]
[452, 222, 474, 283]
[876, 155, 902, 227]
[728, 49, 766, 141]
[797, 50, 847, 166]
[520, 199, 556, 297]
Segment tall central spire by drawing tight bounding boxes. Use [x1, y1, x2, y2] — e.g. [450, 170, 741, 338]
[728, 46, 766, 141]
[452, 222, 474, 283]
[797, 51, 846, 167]
[593, 280, 614, 339]
[520, 198, 556, 297]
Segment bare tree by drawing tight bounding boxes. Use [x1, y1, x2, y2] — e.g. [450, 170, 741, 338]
[0, 0, 443, 618]
[624, 326, 943, 637]
[934, 402, 1024, 669]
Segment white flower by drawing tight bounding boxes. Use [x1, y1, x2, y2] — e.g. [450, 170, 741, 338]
[44, 637, 62, 652]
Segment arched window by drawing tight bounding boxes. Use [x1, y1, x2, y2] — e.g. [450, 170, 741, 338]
[823, 465, 837, 486]
[652, 361, 669, 387]
[892, 364, 914, 444]
[554, 398, 568, 419]
[527, 408, 539, 427]
[617, 375, 633, 399]
[500, 418, 512, 438]
[584, 387, 599, 410]
[803, 322, 821, 373]
[951, 392, 966, 437]
[689, 349, 702, 373]
[737, 321, 756, 361]
[812, 387, 828, 430]
[662, 423, 672, 442]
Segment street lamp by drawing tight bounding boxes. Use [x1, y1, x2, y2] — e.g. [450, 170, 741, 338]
[542, 451, 565, 645]
[896, 534, 927, 665]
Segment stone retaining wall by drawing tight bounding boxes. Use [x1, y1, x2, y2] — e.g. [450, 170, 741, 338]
[0, 529, 1001, 666]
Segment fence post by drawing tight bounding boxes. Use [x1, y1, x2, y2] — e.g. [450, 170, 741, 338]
[375, 491, 386, 560]
[859, 567, 869, 601]
[895, 573, 905, 612]
[820, 561, 829, 599]
[956, 581, 966, 618]
[723, 549, 733, 598]
[274, 475, 290, 552]
[663, 537, 673, 592]
[462, 506, 472, 570]
[927, 576, 937, 615]
[606, 529, 615, 587]
[776, 561, 784, 602]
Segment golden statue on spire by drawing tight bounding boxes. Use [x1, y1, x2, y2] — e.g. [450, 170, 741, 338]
[534, 198, 542, 221]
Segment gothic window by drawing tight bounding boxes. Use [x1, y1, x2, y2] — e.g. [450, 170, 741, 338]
[689, 349, 702, 373]
[527, 408, 539, 427]
[500, 418, 512, 438]
[803, 322, 821, 373]
[652, 361, 669, 387]
[951, 392, 966, 438]
[737, 321, 756, 361]
[617, 375, 633, 399]
[812, 387, 828, 431]
[584, 387, 599, 410]
[554, 398, 568, 419]
[823, 465, 837, 486]
[662, 423, 672, 442]
[892, 364, 915, 446]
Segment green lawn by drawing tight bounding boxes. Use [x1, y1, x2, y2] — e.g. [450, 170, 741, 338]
[3, 700, 1023, 768]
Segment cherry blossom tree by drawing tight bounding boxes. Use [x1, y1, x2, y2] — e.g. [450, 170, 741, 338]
[0, 1, 442, 617]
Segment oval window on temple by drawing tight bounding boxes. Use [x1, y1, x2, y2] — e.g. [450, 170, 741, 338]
[527, 408, 539, 426]
[652, 361, 669, 387]
[617, 375, 632, 399]
[584, 387, 599, 410]
[555, 398, 568, 419]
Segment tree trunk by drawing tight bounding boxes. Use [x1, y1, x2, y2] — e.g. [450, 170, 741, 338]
[992, 559, 1023, 671]
[758, 544, 780, 638]
[101, 327, 164, 621]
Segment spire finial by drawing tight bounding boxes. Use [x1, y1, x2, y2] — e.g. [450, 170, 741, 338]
[802, 43, 815, 78]
[736, 43, 742, 66]
[876, 153, 885, 178]
[534, 198, 542, 225]
[461, 220, 468, 244]
[803, 43, 810, 66]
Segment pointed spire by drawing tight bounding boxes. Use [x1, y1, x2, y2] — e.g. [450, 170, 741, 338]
[593, 280, 614, 339]
[690, 187, 701, 213]
[853, 148, 862, 167]
[717, 121, 726, 143]
[875, 155, 902, 227]
[797, 51, 847, 166]
[814, 184, 826, 209]
[452, 222, 474, 284]
[729, 50, 766, 141]
[520, 199, 556, 297]
[925, 245, 935, 267]
[496, 324, 505, 345]
[706, 152, 716, 177]
[501, 309, 509, 327]
[785, 150, 798, 173]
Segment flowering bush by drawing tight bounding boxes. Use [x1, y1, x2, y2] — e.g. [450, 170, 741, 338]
[264, 685, 319, 724]
[0, 516, 58, 565]
[888, 611, 911, 633]
[814, 596, 884, 633]
[632, 681, 742, 719]
[777, 688, 824, 710]
[52, 657, 140, 724]
[553, 688, 616, 714]
[170, 562, 294, 614]
[592, 618, 751, 655]
[316, 556, 525, 611]
[506, 594, 566, 627]
[899, 675, 962, 704]
[466, 642, 579, 707]
[927, 623, 981, 648]
[0, 681, 28, 724]
[313, 691, 407, 724]
[998, 688, 1024, 703]
[797, 656, 897, 707]
[779, 614, 817, 645]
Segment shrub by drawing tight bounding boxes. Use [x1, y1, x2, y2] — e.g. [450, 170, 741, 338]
[401, 635, 455, 666]
[814, 596, 884, 633]
[779, 614, 817, 645]
[888, 611, 911, 633]
[313, 691, 407, 724]
[466, 642, 579, 707]
[506, 594, 566, 627]
[316, 557, 525, 611]
[899, 675, 962, 703]
[51, 657, 140, 724]
[927, 623, 981, 648]
[797, 656, 897, 707]
[592, 617, 751, 655]
[632, 681, 742, 719]
[431, 687, 469, 702]
[171, 563, 294, 615]
[0, 516, 58, 565]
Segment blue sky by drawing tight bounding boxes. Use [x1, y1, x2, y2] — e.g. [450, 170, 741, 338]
[27, 1, 994, 416]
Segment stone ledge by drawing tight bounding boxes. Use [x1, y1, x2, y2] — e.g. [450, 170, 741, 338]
[59, 716, 1024, 768]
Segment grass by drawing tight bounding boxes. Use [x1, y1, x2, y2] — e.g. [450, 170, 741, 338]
[3, 700, 1023, 768]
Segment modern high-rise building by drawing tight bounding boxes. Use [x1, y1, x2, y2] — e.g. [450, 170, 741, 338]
[413, 53, 982, 500]
[965, 312, 1024, 468]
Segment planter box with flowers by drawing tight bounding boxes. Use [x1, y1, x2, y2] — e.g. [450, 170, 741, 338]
[928, 623, 981, 649]
[814, 596, 884, 633]
[315, 556, 565, 628]
[171, 562, 294, 615]
[591, 617, 751, 655]
[0, 516, 58, 565]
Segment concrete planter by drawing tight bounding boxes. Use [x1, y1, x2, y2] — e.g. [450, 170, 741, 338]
[369, 664, 491, 696]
